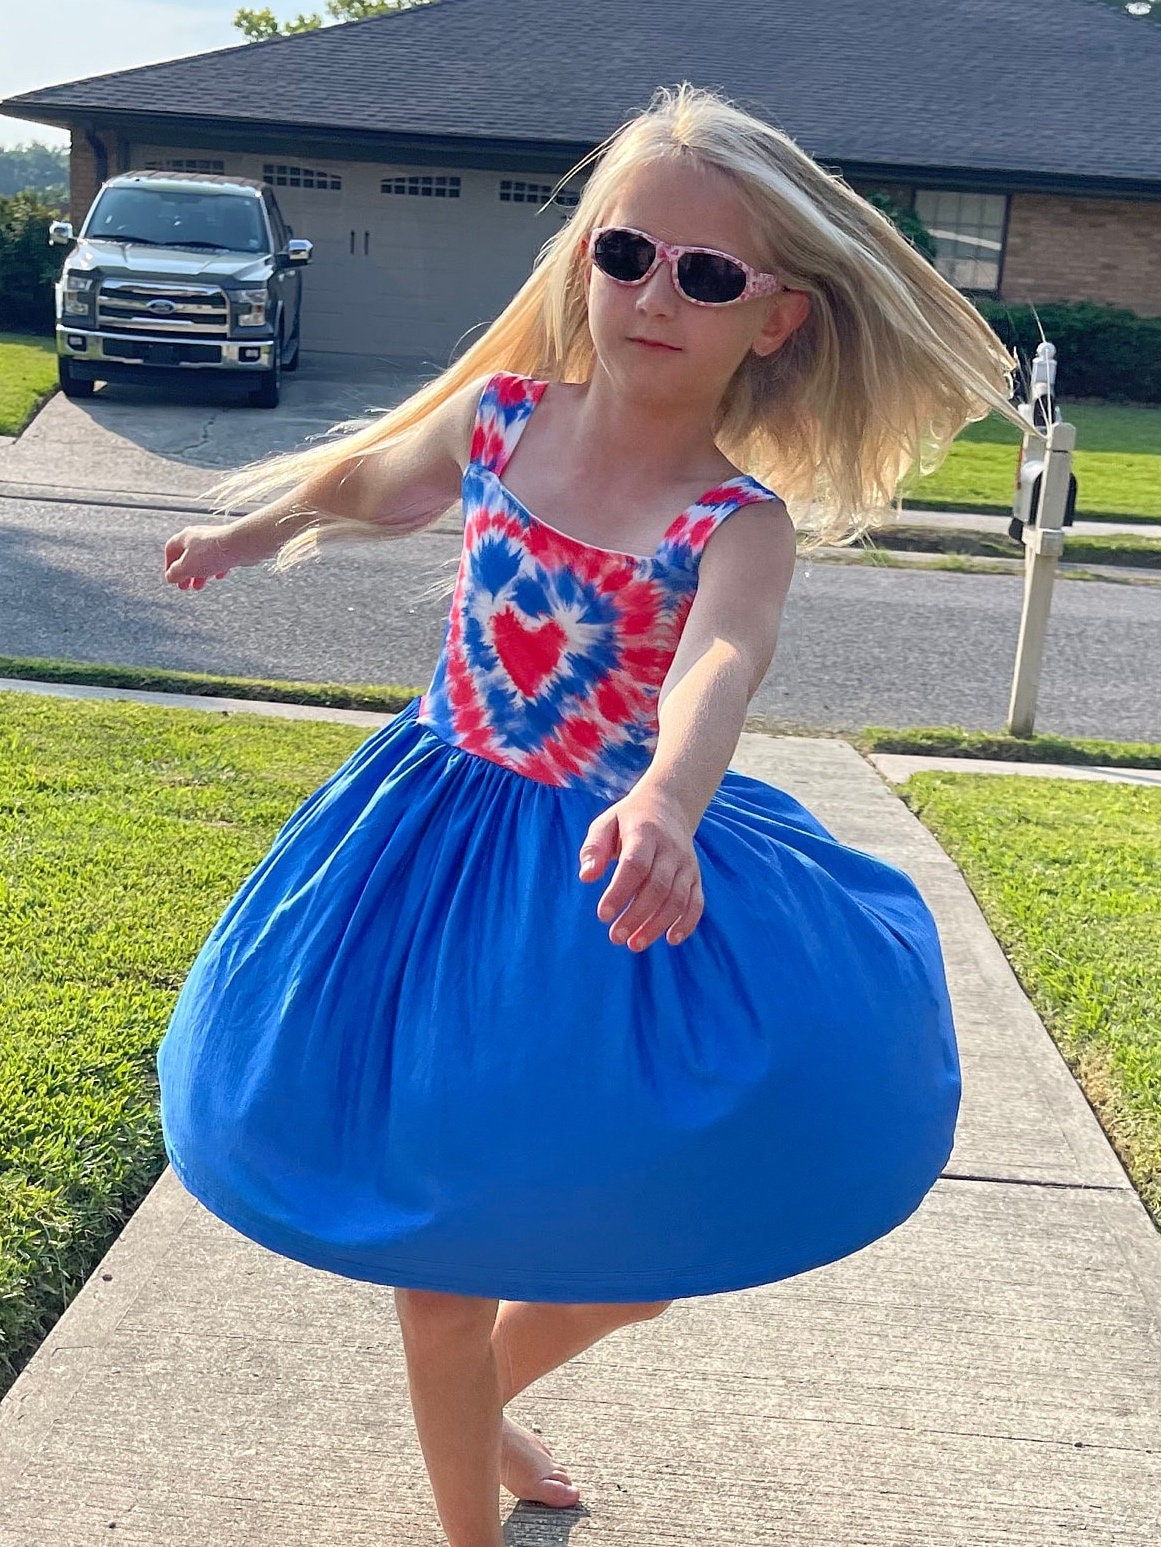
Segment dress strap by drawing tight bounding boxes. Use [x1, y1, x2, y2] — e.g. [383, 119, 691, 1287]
[469, 371, 544, 477]
[667, 475, 786, 561]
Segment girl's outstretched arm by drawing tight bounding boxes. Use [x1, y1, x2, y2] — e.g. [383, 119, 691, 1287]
[645, 499, 796, 825]
[163, 373, 491, 587]
[578, 500, 796, 950]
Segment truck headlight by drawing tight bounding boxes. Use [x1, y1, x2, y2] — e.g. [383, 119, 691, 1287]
[232, 288, 268, 327]
[62, 274, 94, 316]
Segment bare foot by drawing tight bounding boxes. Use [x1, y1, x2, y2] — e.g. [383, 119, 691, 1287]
[499, 1414, 581, 1507]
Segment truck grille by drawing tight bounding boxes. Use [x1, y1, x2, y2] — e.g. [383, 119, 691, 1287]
[96, 279, 230, 337]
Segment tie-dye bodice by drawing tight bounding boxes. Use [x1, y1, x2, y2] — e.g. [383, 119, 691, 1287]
[416, 370, 782, 801]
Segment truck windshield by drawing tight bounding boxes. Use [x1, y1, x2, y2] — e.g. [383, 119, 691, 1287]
[85, 187, 268, 254]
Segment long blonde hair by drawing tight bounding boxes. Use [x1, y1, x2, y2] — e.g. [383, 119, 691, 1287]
[204, 80, 1040, 571]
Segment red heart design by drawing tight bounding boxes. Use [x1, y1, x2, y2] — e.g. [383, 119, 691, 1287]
[491, 606, 568, 698]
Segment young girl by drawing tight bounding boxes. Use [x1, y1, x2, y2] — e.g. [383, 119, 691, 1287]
[158, 83, 1034, 1547]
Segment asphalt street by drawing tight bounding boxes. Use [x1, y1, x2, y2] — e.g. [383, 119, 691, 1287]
[2, 494, 1158, 741]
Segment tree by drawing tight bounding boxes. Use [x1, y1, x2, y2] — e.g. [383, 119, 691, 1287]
[233, 0, 435, 41]
[0, 142, 69, 200]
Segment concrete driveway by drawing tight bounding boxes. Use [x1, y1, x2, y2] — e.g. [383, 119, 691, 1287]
[0, 351, 443, 507]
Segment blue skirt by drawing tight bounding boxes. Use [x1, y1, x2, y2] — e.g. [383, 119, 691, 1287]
[156, 696, 961, 1302]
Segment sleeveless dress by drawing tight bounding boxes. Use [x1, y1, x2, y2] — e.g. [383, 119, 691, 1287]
[156, 370, 961, 1302]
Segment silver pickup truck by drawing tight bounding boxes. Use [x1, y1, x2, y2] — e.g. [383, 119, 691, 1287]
[48, 170, 312, 409]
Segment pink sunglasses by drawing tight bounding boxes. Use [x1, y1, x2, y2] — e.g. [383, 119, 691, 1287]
[586, 224, 789, 306]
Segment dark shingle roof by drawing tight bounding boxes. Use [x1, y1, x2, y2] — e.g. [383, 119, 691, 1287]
[4, 0, 1160, 187]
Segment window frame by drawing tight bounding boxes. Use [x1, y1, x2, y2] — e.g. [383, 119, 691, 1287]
[909, 187, 1010, 297]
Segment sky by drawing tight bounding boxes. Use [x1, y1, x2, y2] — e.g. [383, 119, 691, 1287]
[0, 0, 307, 150]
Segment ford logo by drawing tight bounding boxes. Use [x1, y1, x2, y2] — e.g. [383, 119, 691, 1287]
[147, 299, 177, 314]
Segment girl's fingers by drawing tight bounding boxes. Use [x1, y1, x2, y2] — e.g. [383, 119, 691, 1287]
[165, 529, 232, 589]
[596, 845, 653, 924]
[606, 862, 683, 947]
[666, 878, 703, 946]
[626, 894, 689, 952]
[618, 876, 703, 952]
[632, 874, 698, 951]
[579, 808, 620, 880]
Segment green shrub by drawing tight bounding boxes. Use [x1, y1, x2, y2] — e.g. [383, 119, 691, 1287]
[977, 299, 1161, 406]
[0, 189, 67, 334]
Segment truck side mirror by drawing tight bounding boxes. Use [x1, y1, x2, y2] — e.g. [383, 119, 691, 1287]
[48, 220, 75, 246]
[285, 238, 312, 266]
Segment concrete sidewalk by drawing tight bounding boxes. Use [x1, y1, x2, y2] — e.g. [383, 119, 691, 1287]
[0, 685, 1158, 1545]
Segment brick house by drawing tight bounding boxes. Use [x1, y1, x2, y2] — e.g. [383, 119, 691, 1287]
[2, 0, 1159, 362]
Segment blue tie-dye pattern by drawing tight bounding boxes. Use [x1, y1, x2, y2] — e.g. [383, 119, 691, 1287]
[473, 531, 524, 596]
[510, 572, 554, 617]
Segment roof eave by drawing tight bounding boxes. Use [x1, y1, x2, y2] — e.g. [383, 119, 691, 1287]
[6, 102, 1160, 200]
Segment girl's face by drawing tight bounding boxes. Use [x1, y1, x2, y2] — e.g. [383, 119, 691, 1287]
[582, 156, 809, 399]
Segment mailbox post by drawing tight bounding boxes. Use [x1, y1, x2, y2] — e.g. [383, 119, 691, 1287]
[1006, 342, 1077, 736]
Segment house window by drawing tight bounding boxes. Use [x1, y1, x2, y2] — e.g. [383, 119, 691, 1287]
[144, 158, 225, 173]
[263, 163, 342, 190]
[912, 190, 1006, 291]
[499, 179, 580, 207]
[381, 174, 461, 197]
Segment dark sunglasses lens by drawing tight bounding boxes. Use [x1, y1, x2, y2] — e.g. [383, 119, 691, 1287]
[593, 228, 654, 281]
[677, 252, 748, 303]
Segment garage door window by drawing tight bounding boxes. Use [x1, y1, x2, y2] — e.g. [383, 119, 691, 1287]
[144, 158, 225, 173]
[499, 180, 580, 207]
[263, 163, 342, 190]
[382, 175, 461, 197]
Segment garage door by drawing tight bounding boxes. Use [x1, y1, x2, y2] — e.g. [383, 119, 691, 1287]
[134, 145, 581, 362]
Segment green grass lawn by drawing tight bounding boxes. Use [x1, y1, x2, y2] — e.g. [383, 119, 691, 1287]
[0, 332, 58, 438]
[0, 692, 359, 1396]
[898, 771, 1160, 1224]
[1, 690, 1158, 1402]
[899, 401, 1161, 522]
[854, 723, 1161, 769]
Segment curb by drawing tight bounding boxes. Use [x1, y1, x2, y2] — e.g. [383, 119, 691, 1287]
[867, 751, 1161, 788]
[808, 545, 1161, 583]
[0, 479, 467, 538]
[0, 480, 219, 516]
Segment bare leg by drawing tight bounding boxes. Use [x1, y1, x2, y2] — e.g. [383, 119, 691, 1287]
[392, 1286, 674, 1536]
[494, 1298, 672, 1404]
[393, 1287, 506, 1547]
[492, 1298, 672, 1507]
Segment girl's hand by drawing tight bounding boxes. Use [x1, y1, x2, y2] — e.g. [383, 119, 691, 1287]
[578, 786, 704, 950]
[163, 524, 244, 591]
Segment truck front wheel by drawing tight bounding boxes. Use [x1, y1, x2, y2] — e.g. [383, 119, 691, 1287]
[58, 357, 95, 399]
[282, 312, 301, 373]
[248, 339, 282, 409]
